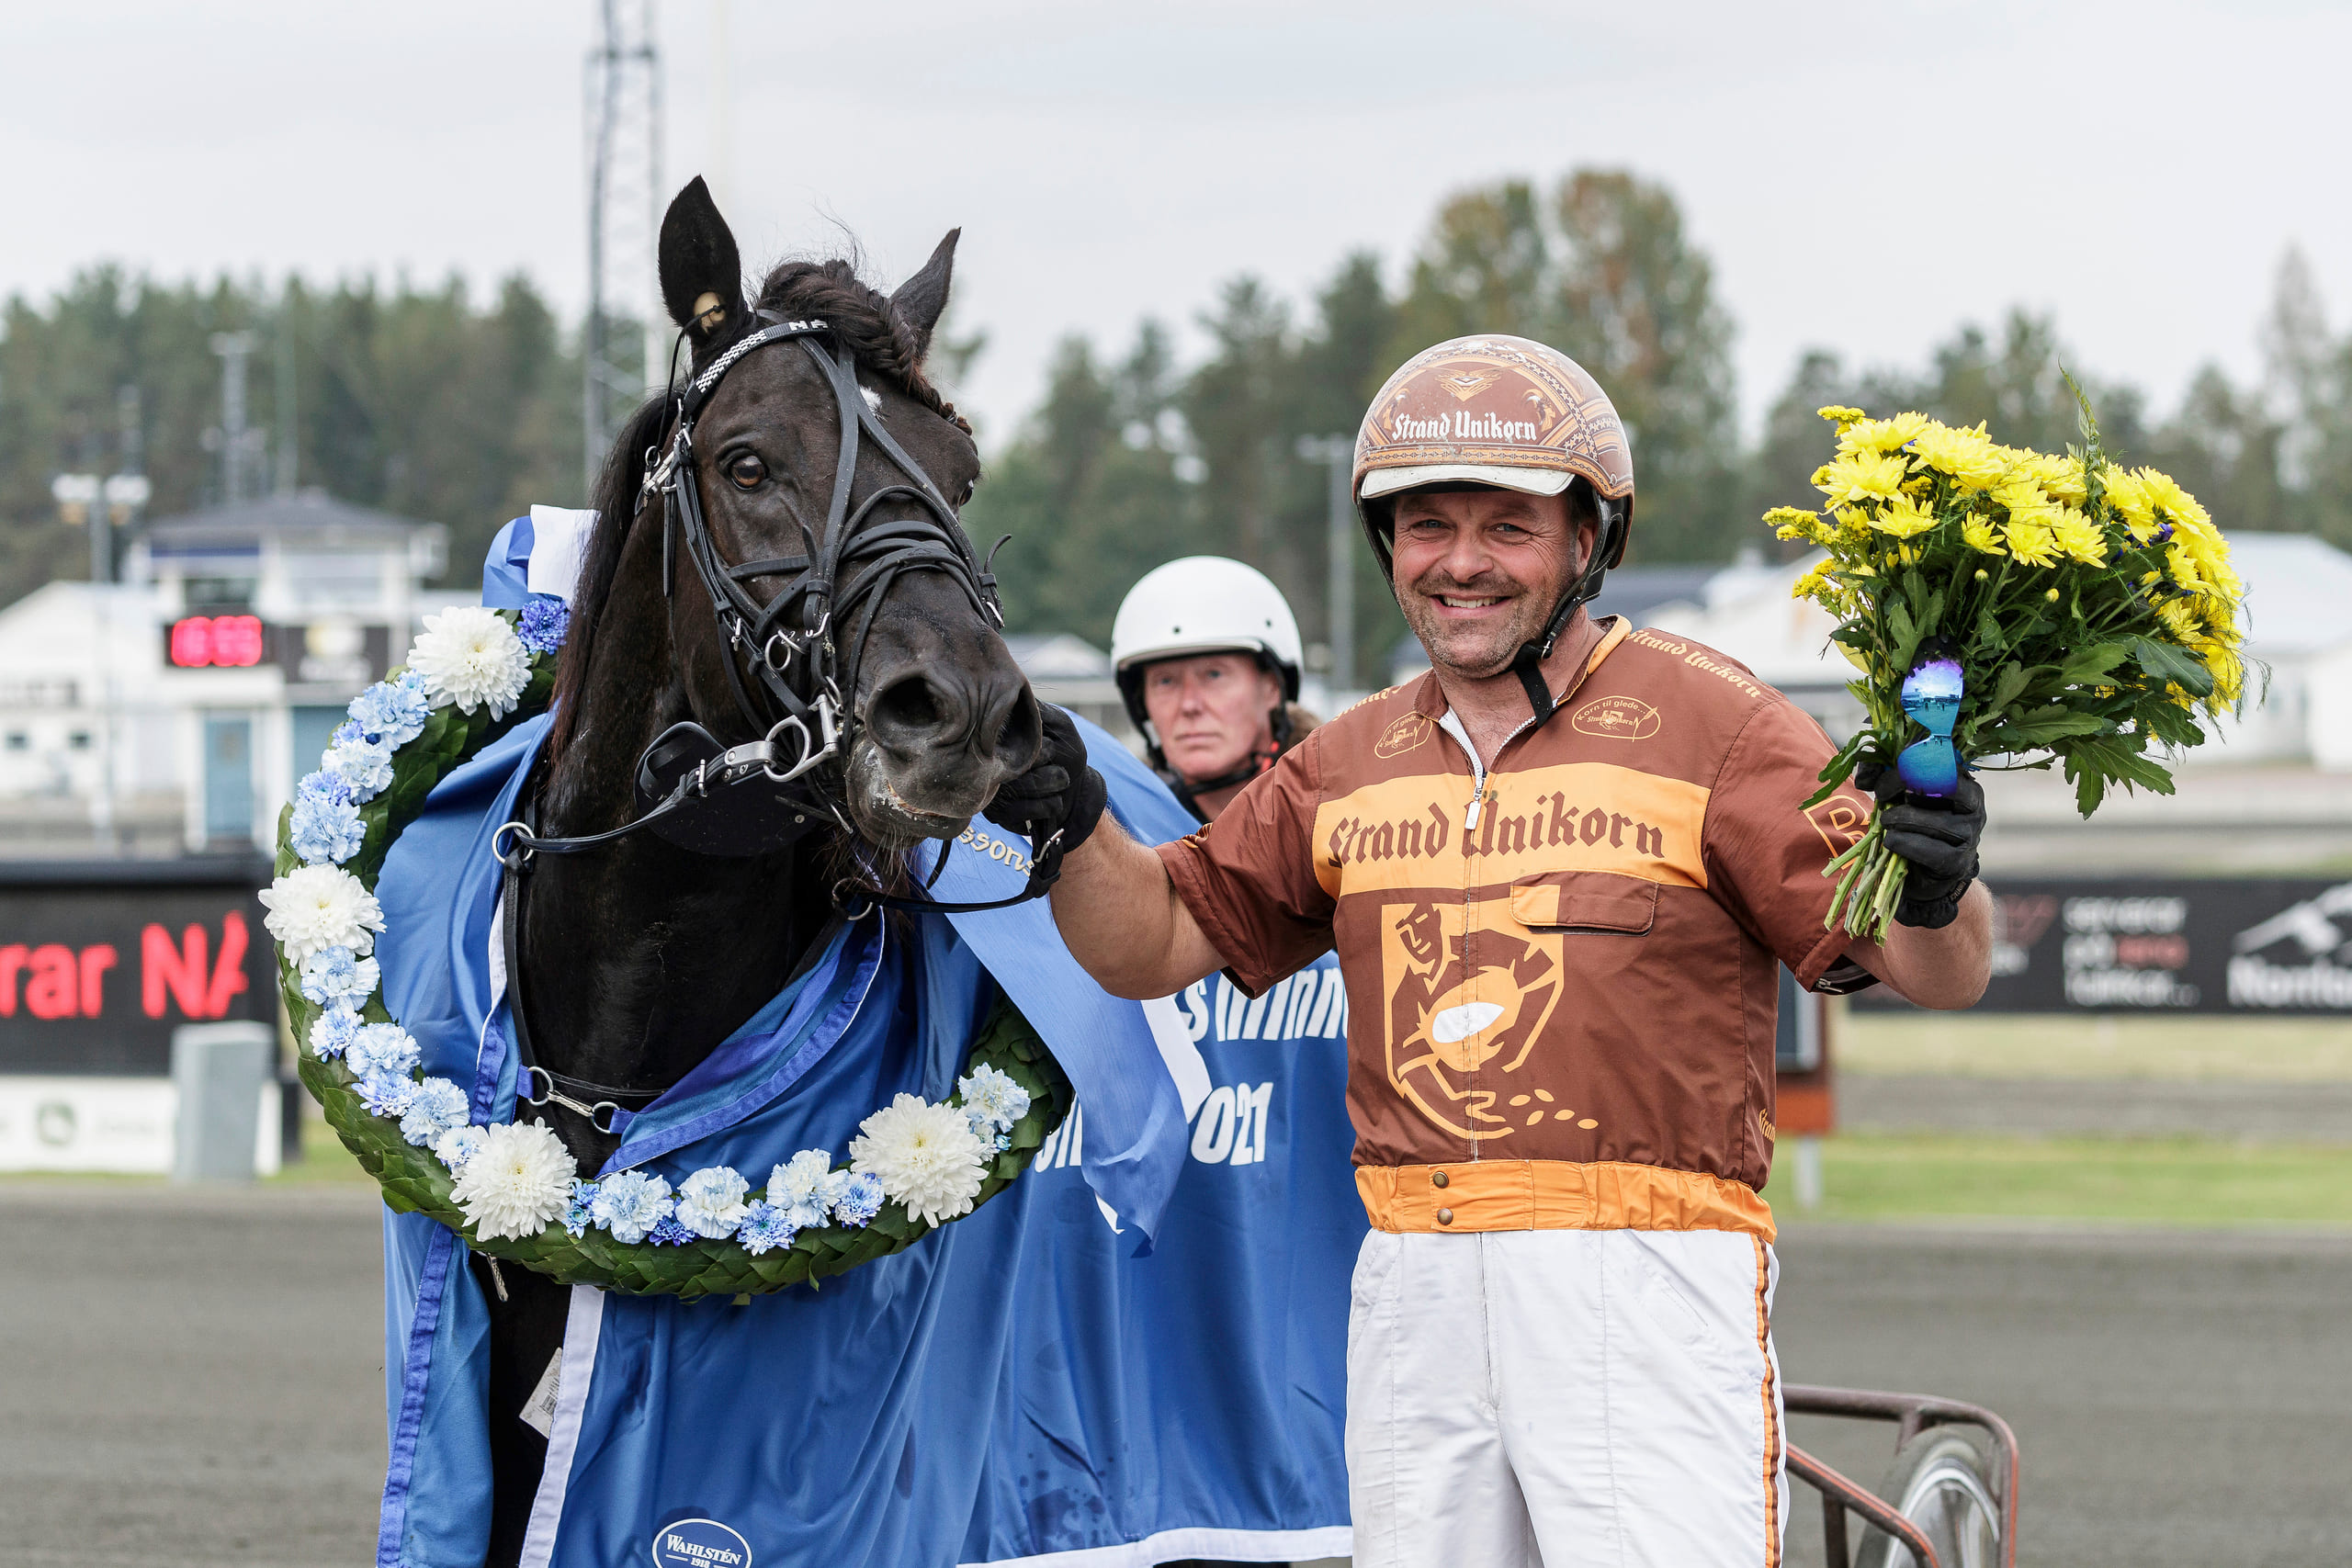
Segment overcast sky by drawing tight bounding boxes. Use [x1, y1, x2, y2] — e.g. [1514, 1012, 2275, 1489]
[6, 0, 2346, 448]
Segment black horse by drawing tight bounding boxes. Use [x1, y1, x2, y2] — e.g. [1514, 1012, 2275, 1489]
[472, 177, 1041, 1563]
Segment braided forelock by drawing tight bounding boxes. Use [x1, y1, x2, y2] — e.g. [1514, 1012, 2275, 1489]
[753, 258, 971, 434]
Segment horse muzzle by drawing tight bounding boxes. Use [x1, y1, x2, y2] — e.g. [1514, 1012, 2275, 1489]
[843, 660, 1042, 846]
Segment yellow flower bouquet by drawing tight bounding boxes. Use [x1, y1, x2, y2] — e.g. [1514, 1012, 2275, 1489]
[1770, 397, 2247, 941]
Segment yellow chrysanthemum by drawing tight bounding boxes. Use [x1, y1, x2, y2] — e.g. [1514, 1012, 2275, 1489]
[2051, 506, 2108, 566]
[2165, 541, 2205, 592]
[1838, 411, 1931, 456]
[2004, 517, 2060, 567]
[1816, 405, 1866, 427]
[1870, 492, 1939, 539]
[2018, 453, 2088, 505]
[2203, 644, 2245, 705]
[1814, 450, 1912, 506]
[1960, 514, 2004, 555]
[1909, 421, 2012, 491]
[2155, 598, 2202, 640]
[2101, 464, 2155, 533]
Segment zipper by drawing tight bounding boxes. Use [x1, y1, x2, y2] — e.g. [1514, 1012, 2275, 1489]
[1436, 708, 1539, 832]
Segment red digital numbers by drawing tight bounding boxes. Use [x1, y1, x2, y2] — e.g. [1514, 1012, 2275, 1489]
[167, 615, 265, 668]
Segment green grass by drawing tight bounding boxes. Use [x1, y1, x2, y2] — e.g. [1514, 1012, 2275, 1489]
[1785, 1133, 2352, 1228]
[1837, 1010, 2352, 1082]
[266, 1111, 370, 1184]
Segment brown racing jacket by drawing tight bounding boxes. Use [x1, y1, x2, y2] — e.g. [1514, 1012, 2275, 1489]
[1156, 618, 1878, 1239]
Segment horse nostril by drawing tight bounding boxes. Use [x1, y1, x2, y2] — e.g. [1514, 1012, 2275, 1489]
[993, 687, 1043, 772]
[871, 672, 946, 739]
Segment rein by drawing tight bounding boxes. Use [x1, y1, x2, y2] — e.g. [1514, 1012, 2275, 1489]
[494, 310, 1058, 917]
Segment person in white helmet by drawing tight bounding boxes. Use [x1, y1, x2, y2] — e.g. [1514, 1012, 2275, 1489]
[1112, 556, 1318, 823]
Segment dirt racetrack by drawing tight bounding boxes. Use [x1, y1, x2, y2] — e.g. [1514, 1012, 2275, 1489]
[2, 1183, 2346, 1567]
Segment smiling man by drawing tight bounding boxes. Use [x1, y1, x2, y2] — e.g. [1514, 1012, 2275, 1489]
[984, 335, 1994, 1568]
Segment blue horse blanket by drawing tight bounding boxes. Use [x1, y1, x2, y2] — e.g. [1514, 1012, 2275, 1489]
[376, 521, 1362, 1567]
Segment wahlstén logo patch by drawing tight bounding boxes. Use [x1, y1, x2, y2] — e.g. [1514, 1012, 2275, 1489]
[652, 1517, 752, 1568]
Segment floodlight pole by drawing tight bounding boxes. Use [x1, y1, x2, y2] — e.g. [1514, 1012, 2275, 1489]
[1296, 435, 1356, 692]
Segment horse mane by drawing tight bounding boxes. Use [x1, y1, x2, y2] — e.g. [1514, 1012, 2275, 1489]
[545, 254, 969, 769]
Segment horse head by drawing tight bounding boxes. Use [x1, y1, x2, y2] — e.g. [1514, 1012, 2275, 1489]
[550, 177, 1041, 853]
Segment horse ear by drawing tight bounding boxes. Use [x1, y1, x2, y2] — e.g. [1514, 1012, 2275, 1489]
[658, 176, 744, 348]
[888, 229, 960, 364]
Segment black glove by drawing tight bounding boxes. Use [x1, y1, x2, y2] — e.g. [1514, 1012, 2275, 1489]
[983, 704, 1107, 867]
[1854, 761, 1985, 931]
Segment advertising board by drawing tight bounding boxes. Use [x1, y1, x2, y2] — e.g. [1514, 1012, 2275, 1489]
[0, 857, 277, 1074]
[1850, 876, 2352, 1014]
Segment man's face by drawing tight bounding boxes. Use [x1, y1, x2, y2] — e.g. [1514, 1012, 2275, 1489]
[1389, 487, 1593, 680]
[1140, 652, 1282, 784]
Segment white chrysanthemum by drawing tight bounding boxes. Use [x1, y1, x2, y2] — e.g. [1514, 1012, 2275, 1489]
[448, 1121, 577, 1241]
[849, 1093, 990, 1226]
[674, 1166, 751, 1239]
[408, 606, 530, 718]
[259, 864, 385, 962]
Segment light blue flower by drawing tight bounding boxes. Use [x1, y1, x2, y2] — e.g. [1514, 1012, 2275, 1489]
[765, 1149, 836, 1230]
[517, 598, 571, 656]
[324, 734, 396, 801]
[435, 1124, 488, 1172]
[358, 1073, 418, 1117]
[348, 679, 433, 749]
[957, 1063, 1030, 1134]
[307, 1005, 361, 1060]
[647, 1217, 695, 1247]
[735, 1200, 797, 1256]
[674, 1166, 751, 1238]
[830, 1170, 884, 1227]
[289, 789, 368, 864]
[346, 1021, 420, 1081]
[297, 770, 355, 807]
[298, 946, 378, 1006]
[399, 1077, 469, 1145]
[562, 1179, 600, 1237]
[589, 1169, 675, 1245]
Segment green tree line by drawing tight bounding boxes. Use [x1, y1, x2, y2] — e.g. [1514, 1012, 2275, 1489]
[0, 265, 585, 605]
[973, 175, 2352, 679]
[6, 169, 2352, 686]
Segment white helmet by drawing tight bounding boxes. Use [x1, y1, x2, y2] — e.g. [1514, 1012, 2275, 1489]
[1111, 557, 1303, 739]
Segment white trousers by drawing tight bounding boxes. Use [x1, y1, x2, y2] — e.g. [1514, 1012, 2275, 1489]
[1345, 1227, 1786, 1568]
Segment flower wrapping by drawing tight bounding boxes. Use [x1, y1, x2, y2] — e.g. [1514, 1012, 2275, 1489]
[1772, 397, 2247, 941]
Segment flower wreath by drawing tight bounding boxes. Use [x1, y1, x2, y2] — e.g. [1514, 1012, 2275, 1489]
[266, 600, 1071, 1300]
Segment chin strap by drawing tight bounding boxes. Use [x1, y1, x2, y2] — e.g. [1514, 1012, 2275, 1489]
[1510, 494, 1631, 728]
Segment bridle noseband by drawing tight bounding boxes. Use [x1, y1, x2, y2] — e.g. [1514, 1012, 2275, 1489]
[496, 311, 1057, 916]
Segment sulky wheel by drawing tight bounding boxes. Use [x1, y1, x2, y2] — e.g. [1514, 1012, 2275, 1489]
[1852, 1427, 2004, 1568]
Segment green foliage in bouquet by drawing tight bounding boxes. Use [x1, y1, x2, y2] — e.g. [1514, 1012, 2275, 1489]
[1766, 392, 2249, 940]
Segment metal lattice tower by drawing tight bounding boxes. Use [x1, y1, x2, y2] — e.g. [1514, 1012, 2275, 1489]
[583, 0, 663, 492]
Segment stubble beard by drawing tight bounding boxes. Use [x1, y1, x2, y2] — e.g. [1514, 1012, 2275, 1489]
[1398, 569, 1555, 681]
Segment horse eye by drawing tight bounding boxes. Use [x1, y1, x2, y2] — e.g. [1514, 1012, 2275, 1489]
[728, 454, 766, 490]
[956, 479, 975, 507]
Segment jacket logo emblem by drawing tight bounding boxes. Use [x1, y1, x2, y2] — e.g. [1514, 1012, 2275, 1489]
[1374, 711, 1433, 760]
[1377, 899, 1568, 1144]
[1804, 794, 1871, 854]
[1571, 695, 1661, 741]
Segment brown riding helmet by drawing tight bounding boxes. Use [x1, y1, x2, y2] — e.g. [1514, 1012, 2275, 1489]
[1351, 333, 1635, 576]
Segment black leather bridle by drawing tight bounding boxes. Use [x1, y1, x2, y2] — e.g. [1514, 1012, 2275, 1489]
[494, 311, 1058, 915]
